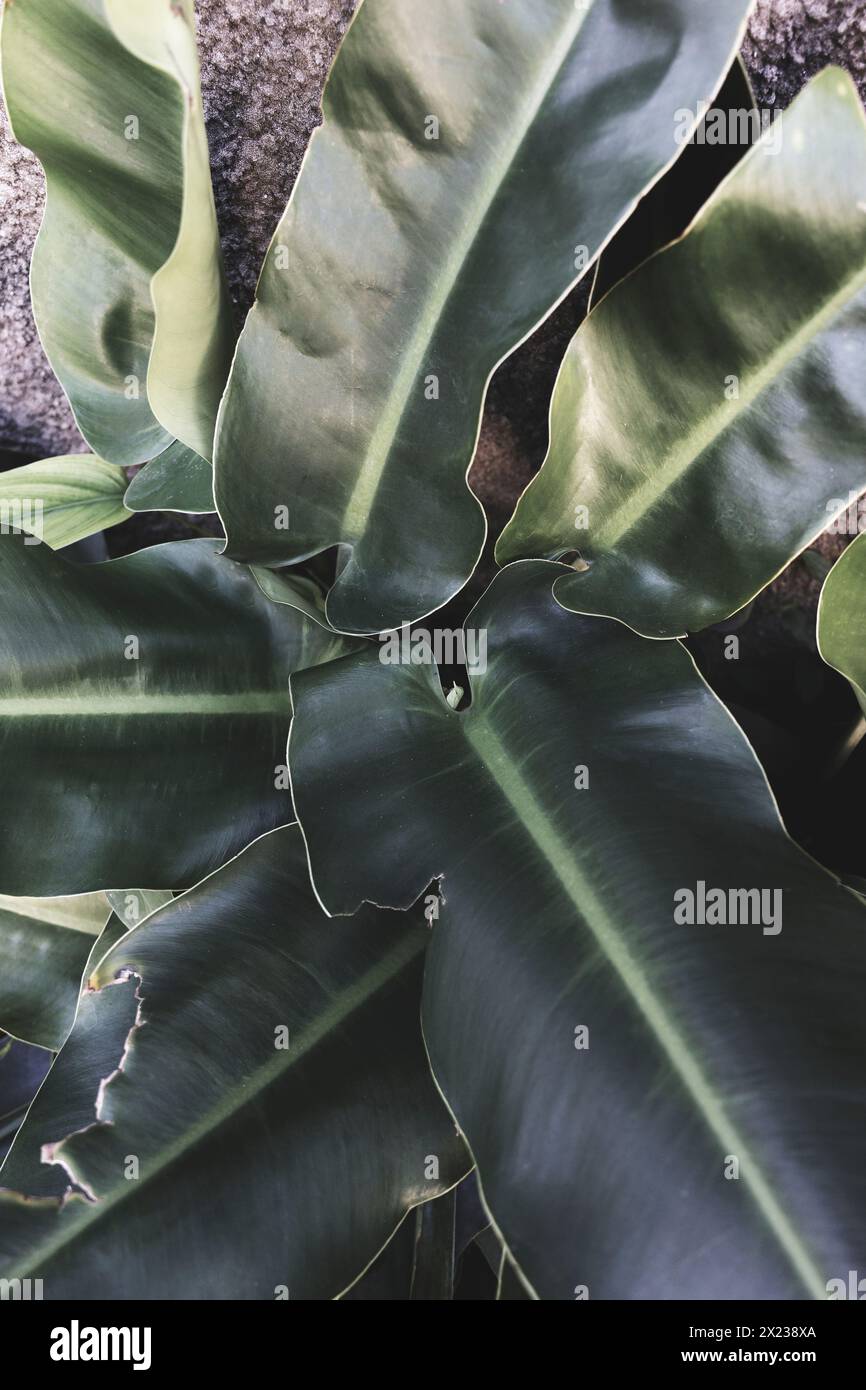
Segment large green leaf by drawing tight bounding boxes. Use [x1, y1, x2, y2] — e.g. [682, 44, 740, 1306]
[0, 536, 351, 895]
[0, 893, 109, 1050]
[0, 0, 232, 464]
[817, 533, 866, 714]
[0, 828, 468, 1299]
[289, 561, 866, 1299]
[498, 70, 866, 638]
[214, 0, 750, 634]
[0, 456, 130, 548]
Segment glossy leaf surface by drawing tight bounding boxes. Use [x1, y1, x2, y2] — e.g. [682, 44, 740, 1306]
[215, 0, 750, 633]
[498, 71, 866, 637]
[290, 561, 866, 1299]
[0, 829, 468, 1298]
[0, 537, 350, 895]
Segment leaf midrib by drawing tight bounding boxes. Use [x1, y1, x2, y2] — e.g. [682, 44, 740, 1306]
[0, 693, 289, 717]
[6, 930, 425, 1279]
[340, 1, 594, 534]
[595, 252, 866, 549]
[460, 709, 826, 1299]
[1, 497, 126, 513]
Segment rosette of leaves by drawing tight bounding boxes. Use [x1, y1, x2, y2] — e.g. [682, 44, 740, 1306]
[2, 0, 866, 1301]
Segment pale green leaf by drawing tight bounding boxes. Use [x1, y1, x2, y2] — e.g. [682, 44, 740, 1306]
[818, 532, 866, 713]
[0, 0, 232, 463]
[498, 71, 866, 638]
[0, 456, 130, 548]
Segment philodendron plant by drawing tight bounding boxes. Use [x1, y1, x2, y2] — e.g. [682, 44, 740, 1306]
[1, 0, 866, 1301]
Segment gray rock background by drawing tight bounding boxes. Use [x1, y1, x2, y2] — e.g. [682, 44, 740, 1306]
[1, 0, 865, 480]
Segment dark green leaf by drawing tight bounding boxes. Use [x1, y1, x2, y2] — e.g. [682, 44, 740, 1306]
[0, 827, 469, 1298]
[215, 0, 750, 634]
[289, 560, 866, 1299]
[0, 894, 109, 1050]
[0, 537, 352, 894]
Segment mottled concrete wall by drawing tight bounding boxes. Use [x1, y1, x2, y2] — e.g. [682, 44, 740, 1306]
[0, 0, 863, 465]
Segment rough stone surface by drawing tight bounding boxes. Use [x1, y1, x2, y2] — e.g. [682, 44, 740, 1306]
[0, 0, 864, 508]
[199, 0, 356, 324]
[742, 0, 866, 109]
